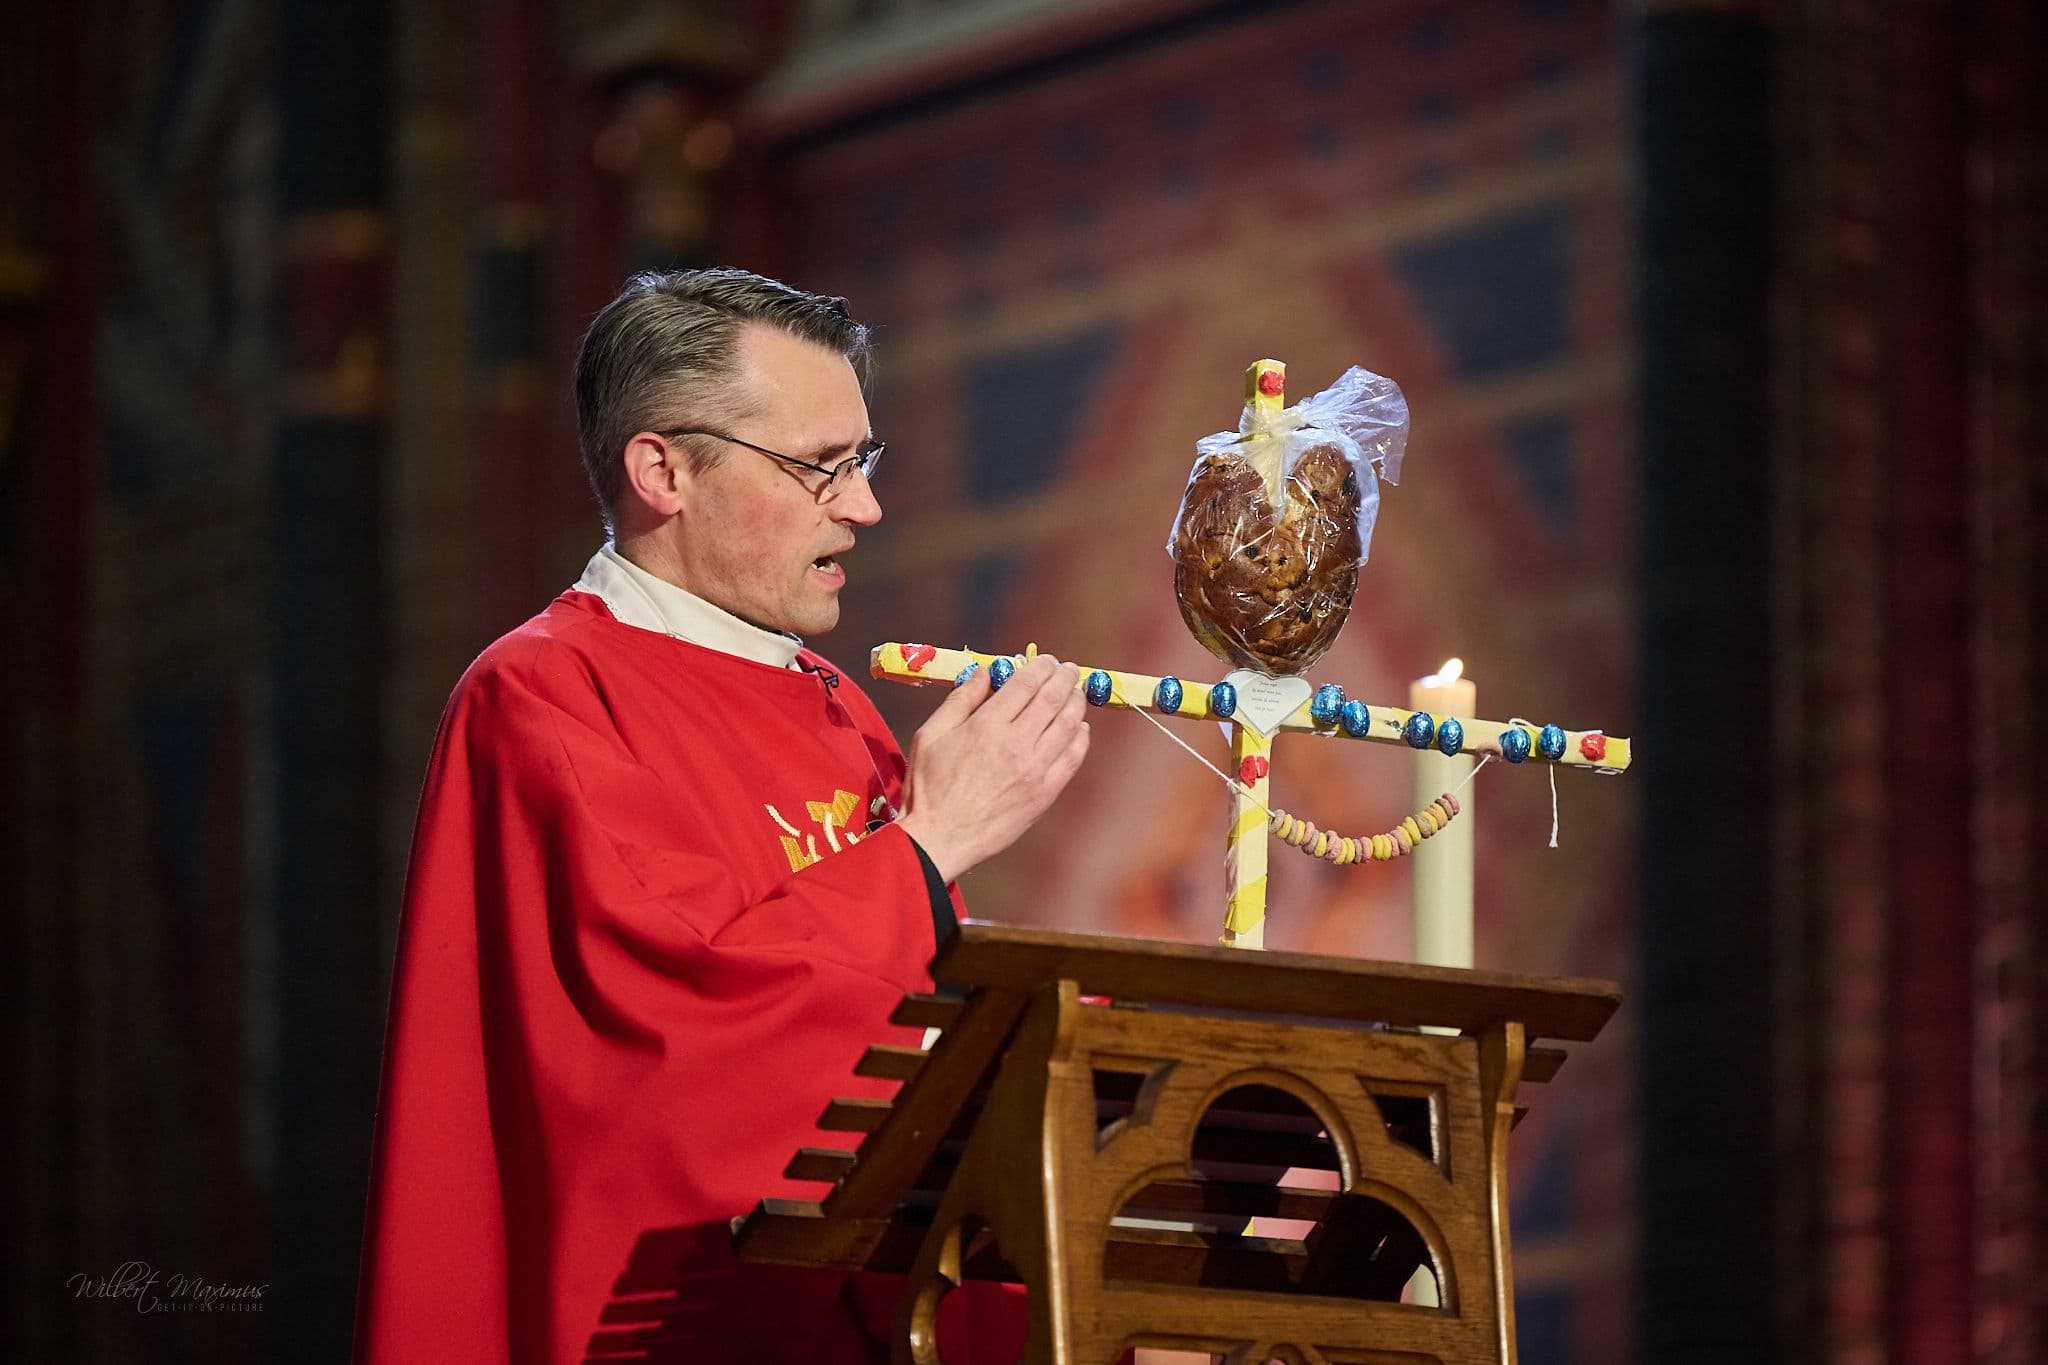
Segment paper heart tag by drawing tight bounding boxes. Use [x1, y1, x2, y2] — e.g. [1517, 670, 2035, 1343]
[1222, 669, 1314, 736]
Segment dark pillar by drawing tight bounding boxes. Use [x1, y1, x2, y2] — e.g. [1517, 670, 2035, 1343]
[3, 2, 95, 1359]
[1633, 7, 1779, 1362]
[270, 1, 392, 1352]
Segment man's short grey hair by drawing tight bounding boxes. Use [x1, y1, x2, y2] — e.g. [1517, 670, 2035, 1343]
[574, 267, 871, 529]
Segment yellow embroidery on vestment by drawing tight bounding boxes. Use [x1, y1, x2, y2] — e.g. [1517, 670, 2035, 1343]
[770, 789, 868, 872]
[807, 789, 861, 829]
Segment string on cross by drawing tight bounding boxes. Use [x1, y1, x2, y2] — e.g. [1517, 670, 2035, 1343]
[872, 642, 1631, 950]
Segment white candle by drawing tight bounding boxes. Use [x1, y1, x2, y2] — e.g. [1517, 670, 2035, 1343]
[1410, 659, 1476, 969]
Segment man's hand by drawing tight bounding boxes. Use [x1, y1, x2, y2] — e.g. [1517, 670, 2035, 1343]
[894, 656, 1091, 883]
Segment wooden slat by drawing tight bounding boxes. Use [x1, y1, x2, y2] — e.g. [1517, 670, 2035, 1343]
[821, 986, 1031, 1218]
[819, 1097, 892, 1133]
[802, 1092, 1448, 1186]
[936, 921, 1621, 1041]
[744, 1190, 1426, 1283]
[741, 1201, 1032, 1279]
[786, 1140, 974, 1191]
[890, 992, 962, 1030]
[1101, 1226, 1314, 1292]
[744, 1200, 1328, 1282]
[854, 1043, 927, 1082]
[784, 1146, 856, 1183]
[1118, 1179, 1337, 1224]
[732, 1199, 895, 1270]
[786, 1152, 1397, 1235]
[1525, 1045, 1567, 1083]
[835, 1070, 1355, 1132]
[830, 1104, 1334, 1171]
[742, 1196, 1429, 1282]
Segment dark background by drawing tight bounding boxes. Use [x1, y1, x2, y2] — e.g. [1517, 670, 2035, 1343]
[3, 1, 2042, 1361]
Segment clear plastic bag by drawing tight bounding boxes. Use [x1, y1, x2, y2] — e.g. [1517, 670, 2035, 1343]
[1167, 365, 1409, 676]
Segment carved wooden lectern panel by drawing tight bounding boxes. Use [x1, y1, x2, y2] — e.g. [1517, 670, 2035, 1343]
[737, 922, 1619, 1365]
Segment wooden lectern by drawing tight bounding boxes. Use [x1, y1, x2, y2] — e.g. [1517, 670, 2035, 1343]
[736, 922, 1620, 1364]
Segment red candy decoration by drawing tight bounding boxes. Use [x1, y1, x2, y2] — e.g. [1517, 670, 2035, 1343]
[1237, 755, 1271, 786]
[901, 644, 937, 672]
[1579, 732, 1607, 762]
[1256, 370, 1286, 396]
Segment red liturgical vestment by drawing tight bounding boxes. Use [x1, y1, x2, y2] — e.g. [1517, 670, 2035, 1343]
[354, 591, 998, 1362]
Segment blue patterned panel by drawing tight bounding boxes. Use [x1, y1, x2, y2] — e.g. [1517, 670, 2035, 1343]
[960, 556, 1019, 648]
[1407, 13, 1455, 56]
[1411, 88, 1459, 127]
[961, 326, 1120, 503]
[957, 326, 1121, 641]
[1298, 49, 1349, 91]
[1152, 91, 1212, 137]
[1391, 205, 1570, 378]
[1502, 412, 1577, 544]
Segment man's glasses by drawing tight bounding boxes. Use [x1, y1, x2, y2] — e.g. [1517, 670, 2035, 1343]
[659, 428, 884, 500]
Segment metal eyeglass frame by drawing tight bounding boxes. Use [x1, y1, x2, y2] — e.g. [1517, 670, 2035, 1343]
[658, 428, 885, 499]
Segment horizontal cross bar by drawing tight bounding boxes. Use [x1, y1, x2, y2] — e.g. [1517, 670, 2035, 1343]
[871, 643, 1631, 774]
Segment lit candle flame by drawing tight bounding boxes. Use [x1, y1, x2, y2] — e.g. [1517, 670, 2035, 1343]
[1422, 658, 1464, 687]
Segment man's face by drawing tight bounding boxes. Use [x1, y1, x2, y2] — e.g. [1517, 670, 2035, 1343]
[667, 324, 881, 638]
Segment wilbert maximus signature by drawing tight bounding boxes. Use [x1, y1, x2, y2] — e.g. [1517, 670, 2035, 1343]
[68, 1260, 268, 1312]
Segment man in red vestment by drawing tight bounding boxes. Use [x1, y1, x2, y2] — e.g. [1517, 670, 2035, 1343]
[354, 269, 1087, 1362]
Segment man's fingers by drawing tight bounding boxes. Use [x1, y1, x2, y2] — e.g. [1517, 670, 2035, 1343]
[916, 663, 991, 741]
[899, 656, 1091, 882]
[1062, 714, 1093, 770]
[970, 654, 1062, 724]
[1046, 717, 1092, 792]
[1029, 685, 1086, 760]
[1014, 660, 1081, 735]
[914, 654, 1062, 749]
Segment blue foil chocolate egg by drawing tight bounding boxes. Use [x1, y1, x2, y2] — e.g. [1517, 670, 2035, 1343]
[1084, 669, 1112, 706]
[1208, 680, 1237, 718]
[1538, 723, 1567, 761]
[1155, 676, 1184, 714]
[1310, 683, 1345, 724]
[1501, 726, 1532, 763]
[1402, 712, 1437, 749]
[988, 656, 1015, 689]
[1436, 716, 1465, 756]
[1339, 699, 1371, 737]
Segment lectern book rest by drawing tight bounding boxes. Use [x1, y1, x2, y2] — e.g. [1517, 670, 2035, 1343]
[736, 921, 1620, 1365]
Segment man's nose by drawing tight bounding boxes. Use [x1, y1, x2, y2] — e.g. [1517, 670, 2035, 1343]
[831, 467, 882, 525]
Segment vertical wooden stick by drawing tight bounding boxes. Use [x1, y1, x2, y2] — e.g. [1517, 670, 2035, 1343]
[1218, 357, 1288, 951]
[1241, 358, 1289, 502]
[1220, 723, 1270, 949]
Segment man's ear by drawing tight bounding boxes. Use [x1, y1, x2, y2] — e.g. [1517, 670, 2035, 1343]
[618, 432, 688, 520]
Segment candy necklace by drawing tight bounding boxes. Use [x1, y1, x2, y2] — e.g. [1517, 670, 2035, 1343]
[1103, 671, 1488, 869]
[1268, 792, 1463, 866]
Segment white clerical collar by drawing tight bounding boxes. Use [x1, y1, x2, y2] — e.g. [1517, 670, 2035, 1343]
[573, 543, 803, 670]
